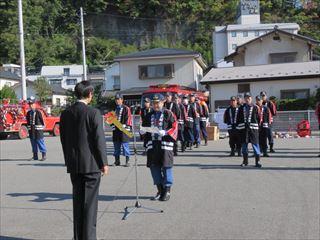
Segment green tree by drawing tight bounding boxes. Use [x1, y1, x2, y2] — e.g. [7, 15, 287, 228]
[0, 85, 17, 100]
[33, 76, 52, 103]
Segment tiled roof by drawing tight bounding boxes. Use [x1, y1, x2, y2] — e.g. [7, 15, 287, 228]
[201, 61, 320, 84]
[0, 71, 20, 80]
[115, 48, 200, 60]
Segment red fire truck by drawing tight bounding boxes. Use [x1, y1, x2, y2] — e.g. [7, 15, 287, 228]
[142, 84, 208, 103]
[0, 99, 60, 140]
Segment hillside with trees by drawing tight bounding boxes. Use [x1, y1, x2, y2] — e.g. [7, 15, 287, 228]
[0, 0, 319, 69]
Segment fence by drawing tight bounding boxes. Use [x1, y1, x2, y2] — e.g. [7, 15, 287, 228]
[210, 110, 318, 132]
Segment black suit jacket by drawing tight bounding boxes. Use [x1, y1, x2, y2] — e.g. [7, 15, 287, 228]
[60, 102, 108, 174]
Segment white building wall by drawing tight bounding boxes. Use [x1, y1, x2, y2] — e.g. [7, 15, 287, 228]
[214, 24, 300, 66]
[209, 77, 320, 111]
[119, 57, 198, 90]
[14, 85, 36, 100]
[52, 94, 67, 106]
[193, 60, 204, 91]
[243, 35, 310, 65]
[41, 65, 84, 90]
[104, 63, 120, 91]
[0, 79, 19, 90]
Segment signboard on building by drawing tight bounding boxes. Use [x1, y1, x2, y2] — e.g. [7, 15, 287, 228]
[237, 0, 260, 17]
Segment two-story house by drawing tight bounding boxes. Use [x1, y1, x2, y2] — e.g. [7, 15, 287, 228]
[41, 65, 84, 90]
[201, 29, 320, 110]
[213, 0, 300, 67]
[114, 48, 207, 103]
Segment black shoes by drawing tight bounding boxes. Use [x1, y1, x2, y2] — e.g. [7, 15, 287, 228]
[31, 153, 38, 161]
[39, 152, 46, 161]
[269, 144, 275, 153]
[240, 154, 248, 167]
[152, 185, 171, 202]
[151, 185, 163, 201]
[125, 156, 130, 167]
[229, 150, 235, 157]
[204, 139, 208, 146]
[263, 151, 270, 157]
[237, 149, 242, 157]
[255, 156, 262, 168]
[114, 156, 120, 166]
[160, 187, 171, 201]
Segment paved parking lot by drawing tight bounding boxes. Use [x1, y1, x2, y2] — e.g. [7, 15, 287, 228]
[0, 136, 319, 240]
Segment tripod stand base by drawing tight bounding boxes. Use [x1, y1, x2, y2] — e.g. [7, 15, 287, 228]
[122, 201, 164, 220]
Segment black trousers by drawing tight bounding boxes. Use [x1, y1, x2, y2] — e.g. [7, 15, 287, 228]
[259, 128, 268, 153]
[228, 129, 241, 152]
[70, 172, 101, 240]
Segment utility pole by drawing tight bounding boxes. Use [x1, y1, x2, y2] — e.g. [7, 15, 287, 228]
[18, 0, 27, 100]
[80, 7, 87, 81]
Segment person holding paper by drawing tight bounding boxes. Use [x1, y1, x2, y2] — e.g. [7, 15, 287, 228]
[141, 94, 178, 202]
[111, 93, 132, 167]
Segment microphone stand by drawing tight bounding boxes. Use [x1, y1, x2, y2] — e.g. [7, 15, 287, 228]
[122, 107, 163, 220]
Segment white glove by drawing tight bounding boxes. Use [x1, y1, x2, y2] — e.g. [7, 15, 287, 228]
[159, 130, 167, 137]
[139, 129, 146, 135]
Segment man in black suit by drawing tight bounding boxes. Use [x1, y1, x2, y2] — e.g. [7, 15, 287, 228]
[60, 81, 109, 240]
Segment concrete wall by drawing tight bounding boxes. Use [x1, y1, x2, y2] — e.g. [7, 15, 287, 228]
[119, 57, 201, 90]
[209, 77, 320, 111]
[14, 85, 36, 100]
[104, 63, 120, 91]
[239, 34, 310, 66]
[213, 29, 228, 64]
[0, 79, 19, 90]
[52, 94, 67, 106]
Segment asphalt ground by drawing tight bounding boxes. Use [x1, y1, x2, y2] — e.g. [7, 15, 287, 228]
[0, 136, 319, 240]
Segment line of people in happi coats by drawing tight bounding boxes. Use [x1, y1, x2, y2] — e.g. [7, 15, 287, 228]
[223, 91, 277, 168]
[138, 92, 210, 201]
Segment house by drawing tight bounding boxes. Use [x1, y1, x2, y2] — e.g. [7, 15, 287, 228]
[114, 48, 207, 102]
[225, 28, 319, 66]
[213, 0, 300, 67]
[41, 65, 84, 90]
[201, 61, 320, 110]
[1, 64, 21, 76]
[50, 85, 68, 106]
[0, 70, 20, 90]
[13, 80, 68, 106]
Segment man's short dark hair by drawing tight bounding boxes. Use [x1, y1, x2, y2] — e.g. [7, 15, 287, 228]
[74, 81, 94, 99]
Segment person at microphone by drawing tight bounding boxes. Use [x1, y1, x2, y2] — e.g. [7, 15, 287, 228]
[141, 94, 177, 201]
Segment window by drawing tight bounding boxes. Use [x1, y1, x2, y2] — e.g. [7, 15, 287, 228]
[214, 100, 230, 109]
[255, 31, 260, 36]
[243, 31, 248, 37]
[63, 68, 70, 76]
[5, 81, 12, 87]
[232, 44, 237, 50]
[270, 52, 297, 64]
[56, 98, 61, 106]
[281, 89, 310, 99]
[113, 76, 120, 90]
[238, 84, 250, 93]
[231, 31, 237, 37]
[49, 79, 62, 85]
[139, 64, 174, 79]
[66, 79, 77, 85]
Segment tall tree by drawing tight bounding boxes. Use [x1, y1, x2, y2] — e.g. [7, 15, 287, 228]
[33, 77, 52, 103]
